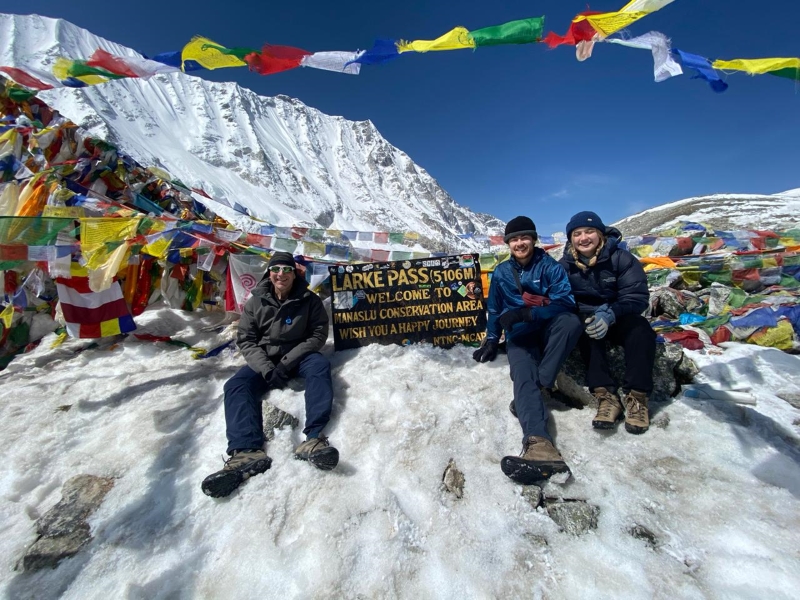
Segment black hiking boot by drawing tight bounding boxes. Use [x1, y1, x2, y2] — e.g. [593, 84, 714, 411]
[294, 435, 339, 470]
[201, 449, 271, 498]
[501, 436, 570, 484]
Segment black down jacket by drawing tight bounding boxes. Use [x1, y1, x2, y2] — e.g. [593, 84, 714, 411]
[558, 226, 649, 319]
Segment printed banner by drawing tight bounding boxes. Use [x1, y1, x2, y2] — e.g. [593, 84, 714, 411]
[329, 254, 485, 351]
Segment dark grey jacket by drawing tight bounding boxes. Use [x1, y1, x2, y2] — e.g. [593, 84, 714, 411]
[237, 274, 328, 379]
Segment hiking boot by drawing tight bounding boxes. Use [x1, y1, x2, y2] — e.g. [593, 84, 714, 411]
[201, 449, 272, 498]
[591, 387, 623, 429]
[509, 388, 552, 419]
[622, 390, 650, 434]
[501, 436, 570, 484]
[294, 435, 339, 471]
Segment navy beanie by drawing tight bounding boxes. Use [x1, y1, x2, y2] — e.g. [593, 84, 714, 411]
[566, 211, 606, 239]
[504, 216, 538, 243]
[268, 251, 296, 268]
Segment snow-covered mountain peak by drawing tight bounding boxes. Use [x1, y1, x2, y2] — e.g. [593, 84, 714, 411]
[1, 13, 503, 251]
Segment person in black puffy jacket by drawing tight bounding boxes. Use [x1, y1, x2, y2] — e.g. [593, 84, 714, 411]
[559, 211, 656, 435]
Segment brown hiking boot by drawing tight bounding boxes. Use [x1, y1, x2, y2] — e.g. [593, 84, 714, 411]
[591, 387, 623, 429]
[294, 435, 339, 470]
[201, 449, 271, 498]
[622, 390, 650, 434]
[501, 436, 570, 484]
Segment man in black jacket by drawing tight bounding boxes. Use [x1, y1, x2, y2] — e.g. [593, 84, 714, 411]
[202, 252, 338, 498]
[559, 211, 656, 434]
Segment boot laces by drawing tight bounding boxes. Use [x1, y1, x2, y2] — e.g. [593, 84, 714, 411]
[626, 396, 647, 419]
[594, 391, 620, 419]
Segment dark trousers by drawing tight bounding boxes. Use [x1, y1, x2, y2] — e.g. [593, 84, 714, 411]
[578, 313, 656, 394]
[223, 352, 333, 454]
[507, 311, 583, 443]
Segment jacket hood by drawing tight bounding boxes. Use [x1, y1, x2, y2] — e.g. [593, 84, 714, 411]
[562, 226, 622, 264]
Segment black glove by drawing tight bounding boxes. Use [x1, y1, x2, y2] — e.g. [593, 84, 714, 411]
[268, 364, 290, 389]
[498, 307, 533, 331]
[472, 339, 499, 363]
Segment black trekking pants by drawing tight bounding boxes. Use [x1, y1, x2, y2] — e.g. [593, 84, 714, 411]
[578, 313, 656, 394]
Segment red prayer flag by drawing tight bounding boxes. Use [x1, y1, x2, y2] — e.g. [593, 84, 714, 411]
[244, 44, 311, 76]
[543, 12, 601, 48]
[0, 66, 53, 90]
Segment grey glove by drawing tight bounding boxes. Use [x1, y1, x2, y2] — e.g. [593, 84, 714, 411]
[585, 305, 616, 340]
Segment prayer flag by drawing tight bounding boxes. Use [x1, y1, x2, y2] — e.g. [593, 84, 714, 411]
[55, 262, 135, 338]
[606, 32, 682, 82]
[712, 58, 800, 81]
[469, 17, 545, 47]
[181, 37, 256, 71]
[672, 49, 728, 92]
[245, 44, 311, 76]
[301, 52, 361, 75]
[0, 67, 53, 90]
[397, 27, 475, 54]
[581, 0, 676, 38]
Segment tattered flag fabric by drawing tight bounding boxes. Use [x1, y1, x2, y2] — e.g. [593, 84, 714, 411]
[544, 12, 601, 48]
[582, 0, 676, 38]
[606, 32, 683, 82]
[180, 36, 256, 71]
[468, 17, 545, 47]
[301, 52, 362, 75]
[244, 44, 311, 76]
[712, 57, 800, 81]
[87, 49, 180, 78]
[672, 49, 728, 92]
[0, 67, 53, 90]
[397, 27, 475, 53]
[347, 40, 399, 66]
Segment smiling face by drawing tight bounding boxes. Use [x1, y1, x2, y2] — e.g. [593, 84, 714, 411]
[571, 227, 603, 258]
[269, 266, 296, 300]
[508, 234, 535, 266]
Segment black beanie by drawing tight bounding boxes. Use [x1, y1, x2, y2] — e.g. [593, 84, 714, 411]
[504, 216, 538, 243]
[566, 211, 606, 239]
[268, 251, 296, 268]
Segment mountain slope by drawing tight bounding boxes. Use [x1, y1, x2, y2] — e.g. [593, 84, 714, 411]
[0, 13, 503, 251]
[613, 188, 800, 237]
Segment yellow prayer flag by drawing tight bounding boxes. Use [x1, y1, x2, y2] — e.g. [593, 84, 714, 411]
[397, 27, 476, 54]
[712, 58, 800, 75]
[576, 0, 675, 38]
[181, 36, 248, 71]
[0, 303, 14, 329]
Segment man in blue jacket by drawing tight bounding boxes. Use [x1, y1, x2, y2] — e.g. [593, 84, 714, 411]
[559, 211, 655, 434]
[473, 216, 583, 484]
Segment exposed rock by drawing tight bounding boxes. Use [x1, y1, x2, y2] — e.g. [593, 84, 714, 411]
[777, 391, 800, 409]
[441, 459, 465, 499]
[521, 485, 543, 509]
[557, 343, 695, 407]
[629, 524, 659, 549]
[21, 474, 114, 571]
[262, 403, 300, 441]
[545, 500, 599, 535]
[652, 412, 671, 429]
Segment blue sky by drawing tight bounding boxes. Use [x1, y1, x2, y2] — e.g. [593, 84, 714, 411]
[18, 0, 800, 234]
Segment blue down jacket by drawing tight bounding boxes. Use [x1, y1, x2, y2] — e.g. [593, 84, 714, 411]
[237, 275, 328, 379]
[486, 247, 576, 341]
[558, 227, 649, 319]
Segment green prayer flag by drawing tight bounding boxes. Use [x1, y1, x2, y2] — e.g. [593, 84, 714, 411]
[469, 17, 545, 47]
